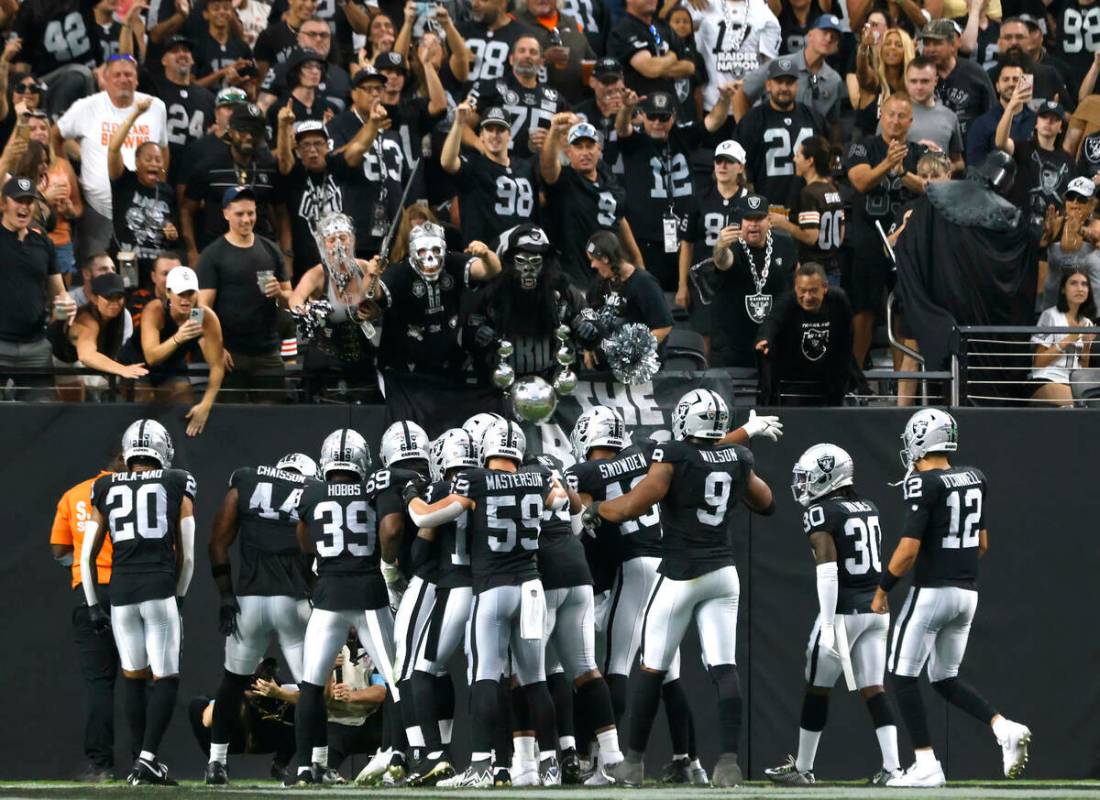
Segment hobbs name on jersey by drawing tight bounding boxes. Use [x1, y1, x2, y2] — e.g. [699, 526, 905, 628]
[329, 483, 364, 496]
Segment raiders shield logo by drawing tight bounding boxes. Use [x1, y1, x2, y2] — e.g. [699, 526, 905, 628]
[745, 292, 772, 323]
[747, 196, 762, 211]
[412, 281, 426, 298]
[801, 326, 829, 361]
[816, 455, 835, 474]
[1087, 136, 1100, 163]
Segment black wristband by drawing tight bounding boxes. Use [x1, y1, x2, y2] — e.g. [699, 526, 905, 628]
[211, 563, 231, 579]
[879, 570, 900, 592]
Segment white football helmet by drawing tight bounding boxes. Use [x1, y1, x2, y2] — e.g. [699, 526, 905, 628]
[791, 443, 855, 507]
[671, 389, 729, 441]
[480, 418, 526, 464]
[900, 408, 958, 468]
[121, 419, 174, 469]
[319, 428, 371, 479]
[409, 222, 447, 282]
[570, 406, 627, 460]
[463, 412, 505, 460]
[380, 421, 431, 468]
[276, 452, 320, 479]
[434, 428, 480, 478]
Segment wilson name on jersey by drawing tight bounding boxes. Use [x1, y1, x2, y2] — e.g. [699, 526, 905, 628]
[902, 466, 987, 590]
[426, 479, 472, 589]
[652, 440, 753, 579]
[91, 468, 197, 604]
[230, 466, 310, 598]
[803, 494, 882, 613]
[452, 467, 552, 592]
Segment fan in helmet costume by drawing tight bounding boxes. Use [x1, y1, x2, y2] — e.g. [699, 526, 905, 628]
[464, 224, 588, 381]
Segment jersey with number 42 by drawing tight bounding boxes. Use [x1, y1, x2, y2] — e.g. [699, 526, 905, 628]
[92, 468, 197, 605]
[803, 494, 882, 613]
[902, 466, 987, 590]
[230, 466, 310, 599]
[652, 440, 753, 579]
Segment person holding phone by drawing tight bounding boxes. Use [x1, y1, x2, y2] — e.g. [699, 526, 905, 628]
[139, 266, 225, 436]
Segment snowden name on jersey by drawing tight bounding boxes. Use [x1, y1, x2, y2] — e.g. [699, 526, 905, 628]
[597, 452, 647, 479]
[484, 471, 546, 491]
[939, 470, 981, 489]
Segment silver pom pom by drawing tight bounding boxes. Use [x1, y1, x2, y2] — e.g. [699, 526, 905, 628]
[512, 376, 558, 422]
[497, 340, 515, 359]
[601, 323, 660, 385]
[556, 347, 575, 366]
[553, 368, 577, 396]
[555, 324, 572, 342]
[492, 362, 516, 390]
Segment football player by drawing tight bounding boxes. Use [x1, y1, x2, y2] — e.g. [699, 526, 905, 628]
[406, 419, 569, 787]
[873, 409, 1031, 787]
[764, 444, 901, 787]
[589, 389, 775, 787]
[204, 452, 319, 785]
[290, 429, 402, 786]
[81, 420, 197, 786]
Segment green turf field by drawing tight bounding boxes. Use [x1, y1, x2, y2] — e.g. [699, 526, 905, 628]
[2, 782, 1100, 799]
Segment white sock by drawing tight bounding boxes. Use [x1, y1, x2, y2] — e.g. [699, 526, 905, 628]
[406, 725, 425, 747]
[690, 757, 703, 770]
[672, 753, 688, 762]
[471, 751, 492, 764]
[539, 750, 556, 763]
[514, 735, 536, 762]
[559, 735, 576, 751]
[992, 716, 1011, 740]
[208, 742, 229, 765]
[427, 750, 443, 760]
[140, 750, 156, 763]
[914, 748, 937, 767]
[311, 746, 328, 767]
[596, 729, 623, 763]
[439, 719, 453, 744]
[795, 728, 821, 772]
[876, 725, 900, 771]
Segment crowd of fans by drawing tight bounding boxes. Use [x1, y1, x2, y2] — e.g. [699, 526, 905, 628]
[2, 0, 1100, 419]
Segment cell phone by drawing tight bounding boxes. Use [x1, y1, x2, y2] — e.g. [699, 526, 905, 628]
[237, 60, 258, 78]
[415, 1, 436, 15]
[189, 307, 204, 325]
[1018, 74, 1034, 94]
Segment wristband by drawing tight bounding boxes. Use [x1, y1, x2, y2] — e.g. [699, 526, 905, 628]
[878, 570, 900, 592]
[211, 563, 231, 579]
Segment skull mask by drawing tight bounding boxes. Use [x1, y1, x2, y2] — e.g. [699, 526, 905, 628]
[409, 222, 446, 282]
[514, 253, 544, 290]
[499, 224, 551, 291]
[315, 213, 360, 292]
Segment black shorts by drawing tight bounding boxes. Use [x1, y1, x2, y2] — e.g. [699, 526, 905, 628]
[844, 251, 891, 314]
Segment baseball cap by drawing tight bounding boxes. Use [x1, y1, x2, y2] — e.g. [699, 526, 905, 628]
[1012, 13, 1043, 30]
[739, 192, 769, 219]
[642, 92, 675, 115]
[1037, 99, 1066, 120]
[567, 122, 602, 145]
[2, 176, 38, 201]
[714, 140, 747, 164]
[166, 266, 200, 295]
[810, 13, 842, 32]
[216, 86, 248, 107]
[222, 185, 257, 207]
[1066, 176, 1095, 199]
[920, 19, 959, 39]
[294, 119, 327, 140]
[374, 51, 407, 72]
[592, 57, 623, 82]
[229, 102, 266, 130]
[768, 56, 799, 80]
[353, 67, 387, 87]
[92, 272, 126, 298]
[289, 47, 325, 72]
[165, 34, 194, 51]
[479, 106, 511, 130]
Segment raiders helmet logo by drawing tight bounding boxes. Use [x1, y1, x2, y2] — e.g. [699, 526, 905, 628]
[816, 455, 835, 473]
[911, 418, 930, 440]
[18, 178, 31, 191]
[778, 58, 793, 71]
[747, 196, 762, 210]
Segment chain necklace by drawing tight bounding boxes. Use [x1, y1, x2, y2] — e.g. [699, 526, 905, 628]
[719, 0, 751, 53]
[739, 230, 773, 293]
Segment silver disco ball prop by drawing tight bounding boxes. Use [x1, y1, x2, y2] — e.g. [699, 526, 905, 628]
[511, 375, 558, 423]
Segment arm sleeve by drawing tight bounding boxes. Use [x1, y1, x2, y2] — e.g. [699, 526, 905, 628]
[177, 515, 196, 597]
[815, 561, 839, 627]
[80, 521, 101, 606]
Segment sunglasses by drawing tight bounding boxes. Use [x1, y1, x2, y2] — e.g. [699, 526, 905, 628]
[647, 113, 673, 122]
[14, 82, 42, 94]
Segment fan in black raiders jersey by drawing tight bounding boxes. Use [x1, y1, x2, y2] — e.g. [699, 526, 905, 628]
[12, 1, 98, 79]
[373, 51, 447, 192]
[376, 222, 501, 376]
[736, 58, 827, 213]
[764, 444, 901, 788]
[442, 103, 539, 246]
[567, 406, 705, 786]
[465, 37, 566, 160]
[589, 389, 775, 788]
[560, 0, 612, 56]
[81, 420, 197, 787]
[290, 429, 402, 787]
[872, 410, 1031, 788]
[541, 116, 640, 288]
[405, 419, 569, 788]
[615, 90, 728, 291]
[571, 57, 627, 172]
[190, 0, 253, 91]
[520, 453, 625, 786]
[257, 19, 353, 114]
[459, 0, 536, 84]
[464, 224, 588, 382]
[1052, 0, 1100, 86]
[768, 136, 845, 277]
[253, 0, 318, 76]
[204, 452, 320, 786]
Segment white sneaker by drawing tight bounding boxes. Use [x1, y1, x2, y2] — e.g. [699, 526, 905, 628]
[354, 747, 393, 786]
[437, 763, 493, 788]
[510, 764, 540, 787]
[539, 756, 562, 787]
[886, 759, 946, 788]
[997, 720, 1032, 778]
[586, 756, 622, 786]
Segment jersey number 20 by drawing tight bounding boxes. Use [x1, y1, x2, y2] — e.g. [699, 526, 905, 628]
[105, 484, 169, 542]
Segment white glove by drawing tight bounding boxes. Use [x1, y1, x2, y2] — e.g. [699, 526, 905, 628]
[381, 559, 407, 609]
[743, 409, 783, 441]
[818, 621, 837, 655]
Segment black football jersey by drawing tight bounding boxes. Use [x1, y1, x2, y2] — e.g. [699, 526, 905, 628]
[569, 442, 663, 562]
[455, 150, 539, 246]
[452, 467, 553, 593]
[845, 135, 924, 252]
[230, 466, 311, 599]
[901, 466, 987, 590]
[426, 479, 472, 589]
[524, 456, 592, 591]
[92, 468, 197, 605]
[153, 77, 216, 185]
[792, 180, 845, 267]
[803, 494, 883, 613]
[545, 164, 627, 287]
[737, 103, 825, 210]
[1054, 0, 1100, 86]
[618, 126, 700, 244]
[297, 478, 388, 611]
[678, 182, 747, 255]
[459, 18, 535, 84]
[371, 466, 434, 582]
[468, 74, 565, 159]
[651, 440, 753, 579]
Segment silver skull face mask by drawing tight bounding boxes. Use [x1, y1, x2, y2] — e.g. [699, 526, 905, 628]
[315, 213, 360, 292]
[409, 222, 446, 282]
[514, 252, 544, 290]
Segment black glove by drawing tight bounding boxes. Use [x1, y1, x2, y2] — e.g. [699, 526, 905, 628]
[474, 323, 497, 348]
[218, 594, 241, 638]
[402, 478, 428, 505]
[571, 311, 600, 345]
[88, 603, 111, 635]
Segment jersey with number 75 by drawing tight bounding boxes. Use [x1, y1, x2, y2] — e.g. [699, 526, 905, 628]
[901, 466, 987, 591]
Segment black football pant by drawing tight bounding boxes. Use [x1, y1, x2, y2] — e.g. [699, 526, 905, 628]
[72, 586, 119, 770]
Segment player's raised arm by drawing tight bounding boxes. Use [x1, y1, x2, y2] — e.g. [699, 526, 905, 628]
[593, 462, 673, 523]
[719, 409, 785, 446]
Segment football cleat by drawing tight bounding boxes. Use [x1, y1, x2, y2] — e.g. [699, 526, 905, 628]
[560, 747, 582, 784]
[383, 751, 407, 786]
[660, 756, 692, 784]
[690, 761, 709, 785]
[765, 754, 815, 785]
[539, 755, 562, 786]
[998, 720, 1031, 778]
[886, 759, 947, 787]
[438, 762, 494, 788]
[493, 767, 512, 786]
[407, 756, 456, 787]
[128, 757, 177, 786]
[511, 763, 540, 786]
[354, 747, 393, 786]
[605, 755, 644, 787]
[711, 753, 744, 787]
[321, 766, 347, 785]
[869, 767, 903, 785]
[204, 760, 229, 786]
[283, 765, 321, 787]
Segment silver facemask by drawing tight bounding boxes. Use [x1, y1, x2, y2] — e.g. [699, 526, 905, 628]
[514, 252, 544, 290]
[315, 213, 361, 293]
[409, 222, 446, 282]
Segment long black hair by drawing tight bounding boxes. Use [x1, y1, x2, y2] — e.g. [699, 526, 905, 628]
[1056, 267, 1097, 319]
[586, 230, 627, 297]
[484, 252, 566, 337]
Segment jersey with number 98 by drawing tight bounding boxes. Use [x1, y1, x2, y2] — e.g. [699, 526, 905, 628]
[230, 466, 310, 599]
[901, 466, 987, 590]
[803, 495, 882, 613]
[92, 468, 197, 605]
[452, 467, 552, 593]
[651, 440, 753, 579]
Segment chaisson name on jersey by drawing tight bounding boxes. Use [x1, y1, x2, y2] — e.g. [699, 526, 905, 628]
[255, 466, 307, 483]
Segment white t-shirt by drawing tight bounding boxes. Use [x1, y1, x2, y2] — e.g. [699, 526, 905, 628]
[57, 92, 168, 218]
[688, 0, 781, 110]
[1030, 306, 1092, 385]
